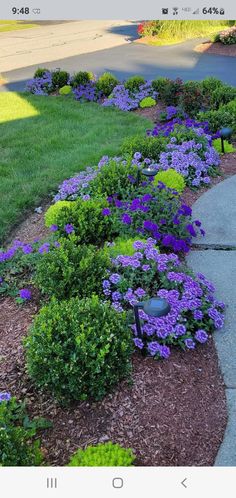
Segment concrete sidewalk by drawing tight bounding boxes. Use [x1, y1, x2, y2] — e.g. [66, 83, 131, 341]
[187, 175, 236, 466]
[0, 20, 136, 73]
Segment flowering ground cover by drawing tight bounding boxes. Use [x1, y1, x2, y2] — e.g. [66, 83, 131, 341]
[1, 72, 235, 467]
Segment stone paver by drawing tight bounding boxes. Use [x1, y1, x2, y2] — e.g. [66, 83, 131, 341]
[192, 175, 236, 247]
[188, 174, 236, 466]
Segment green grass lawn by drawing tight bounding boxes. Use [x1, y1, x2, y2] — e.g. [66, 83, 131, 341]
[0, 21, 37, 32]
[0, 93, 151, 243]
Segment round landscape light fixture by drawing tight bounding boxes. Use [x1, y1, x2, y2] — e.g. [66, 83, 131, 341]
[220, 127, 233, 153]
[133, 297, 171, 338]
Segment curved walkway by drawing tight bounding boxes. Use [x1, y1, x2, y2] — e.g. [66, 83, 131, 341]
[187, 175, 236, 466]
[1, 37, 236, 92]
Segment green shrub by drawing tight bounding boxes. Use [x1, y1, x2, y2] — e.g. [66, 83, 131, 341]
[34, 68, 49, 78]
[45, 201, 76, 228]
[68, 442, 135, 466]
[72, 71, 94, 87]
[156, 78, 184, 106]
[35, 237, 110, 300]
[169, 125, 209, 154]
[106, 237, 147, 258]
[121, 135, 168, 161]
[25, 295, 132, 402]
[201, 76, 224, 96]
[151, 77, 169, 97]
[90, 157, 138, 197]
[72, 197, 116, 245]
[0, 396, 45, 466]
[210, 84, 236, 110]
[96, 72, 119, 97]
[139, 97, 156, 108]
[179, 81, 203, 116]
[59, 85, 72, 96]
[153, 169, 186, 192]
[124, 76, 146, 93]
[198, 99, 236, 133]
[51, 70, 69, 90]
[213, 138, 235, 154]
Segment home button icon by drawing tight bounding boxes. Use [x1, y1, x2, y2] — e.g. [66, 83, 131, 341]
[112, 477, 124, 489]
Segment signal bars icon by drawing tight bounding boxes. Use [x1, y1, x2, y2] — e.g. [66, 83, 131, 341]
[46, 477, 58, 489]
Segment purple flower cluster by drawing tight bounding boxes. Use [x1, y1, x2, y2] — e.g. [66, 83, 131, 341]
[148, 118, 220, 140]
[26, 71, 53, 96]
[0, 392, 11, 402]
[73, 82, 102, 102]
[54, 166, 99, 202]
[157, 138, 220, 187]
[103, 82, 157, 111]
[101, 240, 224, 359]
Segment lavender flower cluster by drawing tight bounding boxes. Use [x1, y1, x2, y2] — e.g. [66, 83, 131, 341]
[26, 71, 53, 96]
[102, 239, 225, 358]
[158, 137, 220, 187]
[102, 82, 157, 111]
[148, 117, 220, 140]
[53, 166, 99, 201]
[73, 82, 102, 102]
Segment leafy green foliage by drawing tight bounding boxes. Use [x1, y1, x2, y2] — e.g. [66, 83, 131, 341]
[96, 72, 119, 97]
[121, 135, 168, 161]
[73, 197, 116, 244]
[124, 76, 146, 93]
[72, 71, 94, 87]
[35, 237, 110, 299]
[213, 138, 235, 154]
[210, 84, 236, 110]
[179, 81, 203, 116]
[68, 442, 135, 466]
[25, 295, 133, 402]
[106, 237, 147, 258]
[59, 85, 72, 96]
[153, 169, 186, 192]
[34, 68, 49, 78]
[201, 76, 224, 96]
[139, 97, 156, 108]
[151, 77, 169, 97]
[90, 157, 138, 197]
[156, 77, 183, 106]
[51, 70, 69, 90]
[45, 201, 76, 228]
[198, 99, 236, 133]
[0, 397, 51, 466]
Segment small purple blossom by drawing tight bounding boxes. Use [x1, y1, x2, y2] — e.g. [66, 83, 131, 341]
[64, 223, 74, 234]
[19, 288, 32, 300]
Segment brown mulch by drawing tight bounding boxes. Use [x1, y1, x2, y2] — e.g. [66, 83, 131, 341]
[0, 297, 227, 466]
[134, 102, 166, 122]
[195, 41, 236, 57]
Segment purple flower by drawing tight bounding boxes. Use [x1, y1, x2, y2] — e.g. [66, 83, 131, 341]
[134, 287, 146, 298]
[122, 213, 132, 225]
[64, 223, 74, 234]
[195, 329, 208, 343]
[19, 288, 31, 300]
[109, 273, 121, 284]
[186, 224, 197, 237]
[142, 264, 151, 272]
[193, 310, 203, 320]
[102, 208, 111, 216]
[134, 338, 144, 349]
[148, 341, 161, 356]
[184, 338, 196, 350]
[112, 291, 122, 302]
[160, 345, 171, 359]
[22, 244, 33, 254]
[0, 392, 11, 402]
[50, 224, 58, 232]
[175, 324, 186, 336]
[38, 243, 50, 254]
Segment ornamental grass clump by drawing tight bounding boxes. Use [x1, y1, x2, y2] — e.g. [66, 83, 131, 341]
[101, 238, 225, 358]
[68, 442, 135, 466]
[25, 295, 133, 402]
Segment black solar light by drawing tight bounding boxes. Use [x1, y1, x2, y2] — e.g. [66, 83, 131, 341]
[134, 297, 171, 338]
[220, 127, 233, 153]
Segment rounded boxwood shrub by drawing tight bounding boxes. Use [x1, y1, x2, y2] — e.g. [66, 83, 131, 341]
[90, 157, 139, 197]
[59, 85, 72, 96]
[124, 75, 146, 93]
[45, 201, 76, 228]
[25, 295, 133, 402]
[34, 67, 49, 78]
[96, 72, 119, 97]
[68, 442, 135, 466]
[72, 71, 94, 87]
[210, 84, 236, 110]
[0, 396, 43, 466]
[51, 70, 69, 90]
[35, 237, 110, 300]
[121, 135, 168, 161]
[153, 169, 186, 193]
[139, 97, 156, 108]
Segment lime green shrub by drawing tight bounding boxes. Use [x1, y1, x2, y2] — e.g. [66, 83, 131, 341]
[96, 72, 119, 97]
[25, 295, 132, 402]
[35, 237, 110, 300]
[140, 97, 156, 108]
[68, 442, 135, 466]
[45, 201, 75, 228]
[213, 138, 235, 154]
[59, 85, 72, 96]
[153, 169, 186, 193]
[106, 237, 147, 258]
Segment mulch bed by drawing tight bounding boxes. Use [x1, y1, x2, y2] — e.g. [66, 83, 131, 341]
[0, 297, 227, 466]
[2, 115, 236, 467]
[195, 41, 236, 57]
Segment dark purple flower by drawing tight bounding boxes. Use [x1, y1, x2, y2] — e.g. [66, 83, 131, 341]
[50, 224, 58, 232]
[19, 288, 31, 300]
[64, 223, 74, 234]
[186, 224, 197, 237]
[22, 244, 33, 254]
[122, 213, 132, 225]
[134, 338, 144, 349]
[38, 243, 50, 254]
[102, 208, 111, 216]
